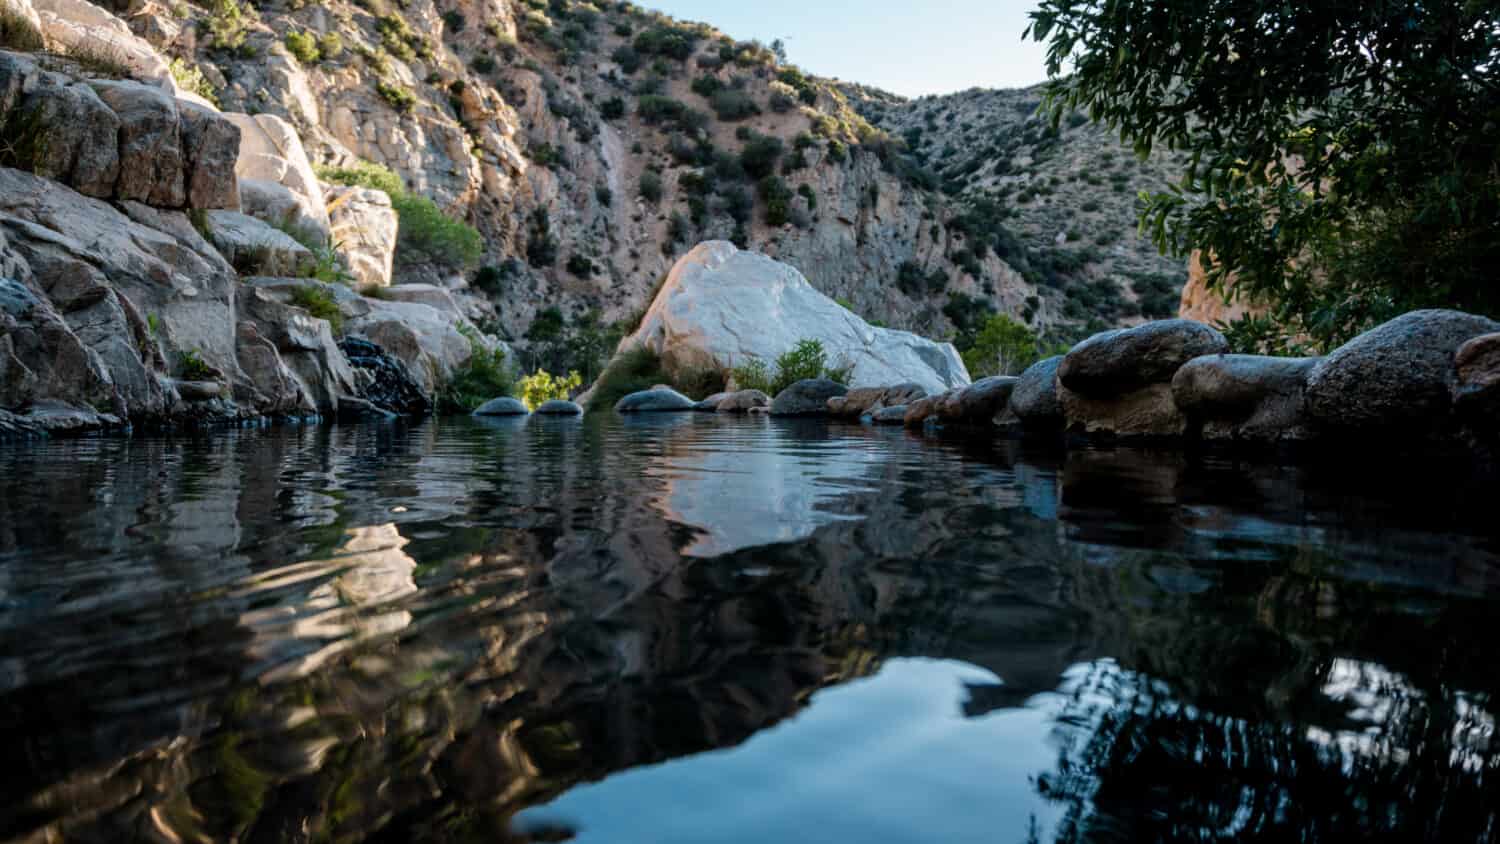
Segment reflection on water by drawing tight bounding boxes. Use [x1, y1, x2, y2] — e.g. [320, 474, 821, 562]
[0, 415, 1497, 843]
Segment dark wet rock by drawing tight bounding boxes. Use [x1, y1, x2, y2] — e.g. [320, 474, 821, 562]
[1172, 354, 1318, 442]
[903, 390, 954, 427]
[937, 376, 1017, 424]
[1305, 310, 1500, 437]
[473, 396, 529, 416]
[770, 379, 847, 416]
[1058, 319, 1229, 397]
[336, 396, 398, 422]
[339, 336, 431, 416]
[870, 405, 909, 425]
[172, 379, 225, 402]
[693, 392, 730, 411]
[534, 399, 584, 415]
[615, 387, 695, 413]
[1010, 356, 1063, 428]
[717, 389, 770, 413]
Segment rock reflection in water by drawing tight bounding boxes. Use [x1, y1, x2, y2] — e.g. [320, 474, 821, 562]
[0, 418, 1495, 843]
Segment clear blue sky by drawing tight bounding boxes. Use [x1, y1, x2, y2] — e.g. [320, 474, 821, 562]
[641, 0, 1051, 97]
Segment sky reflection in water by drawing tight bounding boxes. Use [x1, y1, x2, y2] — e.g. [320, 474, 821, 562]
[0, 414, 1496, 843]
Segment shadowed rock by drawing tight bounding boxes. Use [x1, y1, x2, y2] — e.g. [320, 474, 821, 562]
[1305, 310, 1500, 437]
[770, 379, 847, 416]
[1173, 354, 1318, 442]
[1010, 356, 1063, 429]
[473, 396, 529, 416]
[534, 399, 584, 415]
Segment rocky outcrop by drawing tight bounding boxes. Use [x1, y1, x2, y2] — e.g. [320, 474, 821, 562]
[1304, 310, 1500, 438]
[325, 185, 397, 287]
[622, 242, 971, 395]
[31, 0, 172, 88]
[615, 387, 695, 413]
[771, 378, 848, 416]
[1057, 319, 1229, 437]
[0, 51, 238, 209]
[224, 112, 330, 242]
[1172, 354, 1318, 442]
[204, 210, 311, 275]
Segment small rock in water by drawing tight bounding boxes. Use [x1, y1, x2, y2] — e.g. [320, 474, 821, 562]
[693, 392, 730, 411]
[473, 397, 529, 416]
[717, 390, 771, 413]
[870, 405, 909, 425]
[770, 379, 847, 416]
[534, 399, 584, 416]
[615, 388, 695, 413]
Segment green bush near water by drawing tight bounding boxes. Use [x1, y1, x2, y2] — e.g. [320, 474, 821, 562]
[586, 347, 725, 413]
[730, 339, 851, 397]
[316, 161, 482, 272]
[440, 327, 516, 413]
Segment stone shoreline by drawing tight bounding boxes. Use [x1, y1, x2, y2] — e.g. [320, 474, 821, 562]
[615, 310, 1500, 458]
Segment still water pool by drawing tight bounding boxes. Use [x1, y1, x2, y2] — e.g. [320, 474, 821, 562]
[1, 415, 1496, 842]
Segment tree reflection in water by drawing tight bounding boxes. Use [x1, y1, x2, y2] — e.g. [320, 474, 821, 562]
[0, 417, 1495, 843]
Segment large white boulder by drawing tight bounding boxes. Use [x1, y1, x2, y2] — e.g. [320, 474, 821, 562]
[224, 112, 331, 243]
[622, 241, 971, 395]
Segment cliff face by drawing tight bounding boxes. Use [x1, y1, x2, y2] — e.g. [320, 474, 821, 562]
[132, 0, 1039, 345]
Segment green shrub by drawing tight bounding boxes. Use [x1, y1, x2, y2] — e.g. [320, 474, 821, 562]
[169, 58, 219, 105]
[178, 348, 215, 381]
[600, 96, 626, 119]
[440, 326, 515, 413]
[284, 30, 320, 63]
[318, 32, 344, 60]
[633, 25, 697, 61]
[288, 284, 343, 333]
[0, 0, 44, 51]
[525, 208, 557, 267]
[595, 184, 613, 206]
[638, 170, 663, 203]
[759, 175, 792, 226]
[376, 80, 416, 113]
[315, 160, 404, 196]
[690, 74, 723, 97]
[205, 0, 250, 52]
[518, 370, 581, 409]
[738, 134, 783, 179]
[710, 88, 759, 121]
[390, 193, 483, 270]
[586, 346, 667, 411]
[566, 254, 595, 277]
[734, 339, 849, 395]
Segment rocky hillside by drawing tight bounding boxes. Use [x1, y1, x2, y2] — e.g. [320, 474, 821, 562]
[81, 0, 1060, 368]
[842, 82, 1194, 334]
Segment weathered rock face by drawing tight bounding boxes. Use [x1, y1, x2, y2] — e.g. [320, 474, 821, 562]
[31, 0, 172, 87]
[1304, 310, 1500, 437]
[0, 52, 238, 209]
[1172, 354, 1318, 442]
[615, 387, 694, 413]
[204, 210, 311, 276]
[325, 185, 397, 287]
[622, 242, 971, 395]
[937, 375, 1017, 425]
[347, 294, 484, 396]
[770, 378, 848, 416]
[1057, 320, 1229, 437]
[0, 166, 369, 429]
[224, 112, 330, 242]
[1010, 356, 1063, 429]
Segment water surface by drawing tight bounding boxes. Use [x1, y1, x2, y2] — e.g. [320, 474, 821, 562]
[1, 415, 1496, 842]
